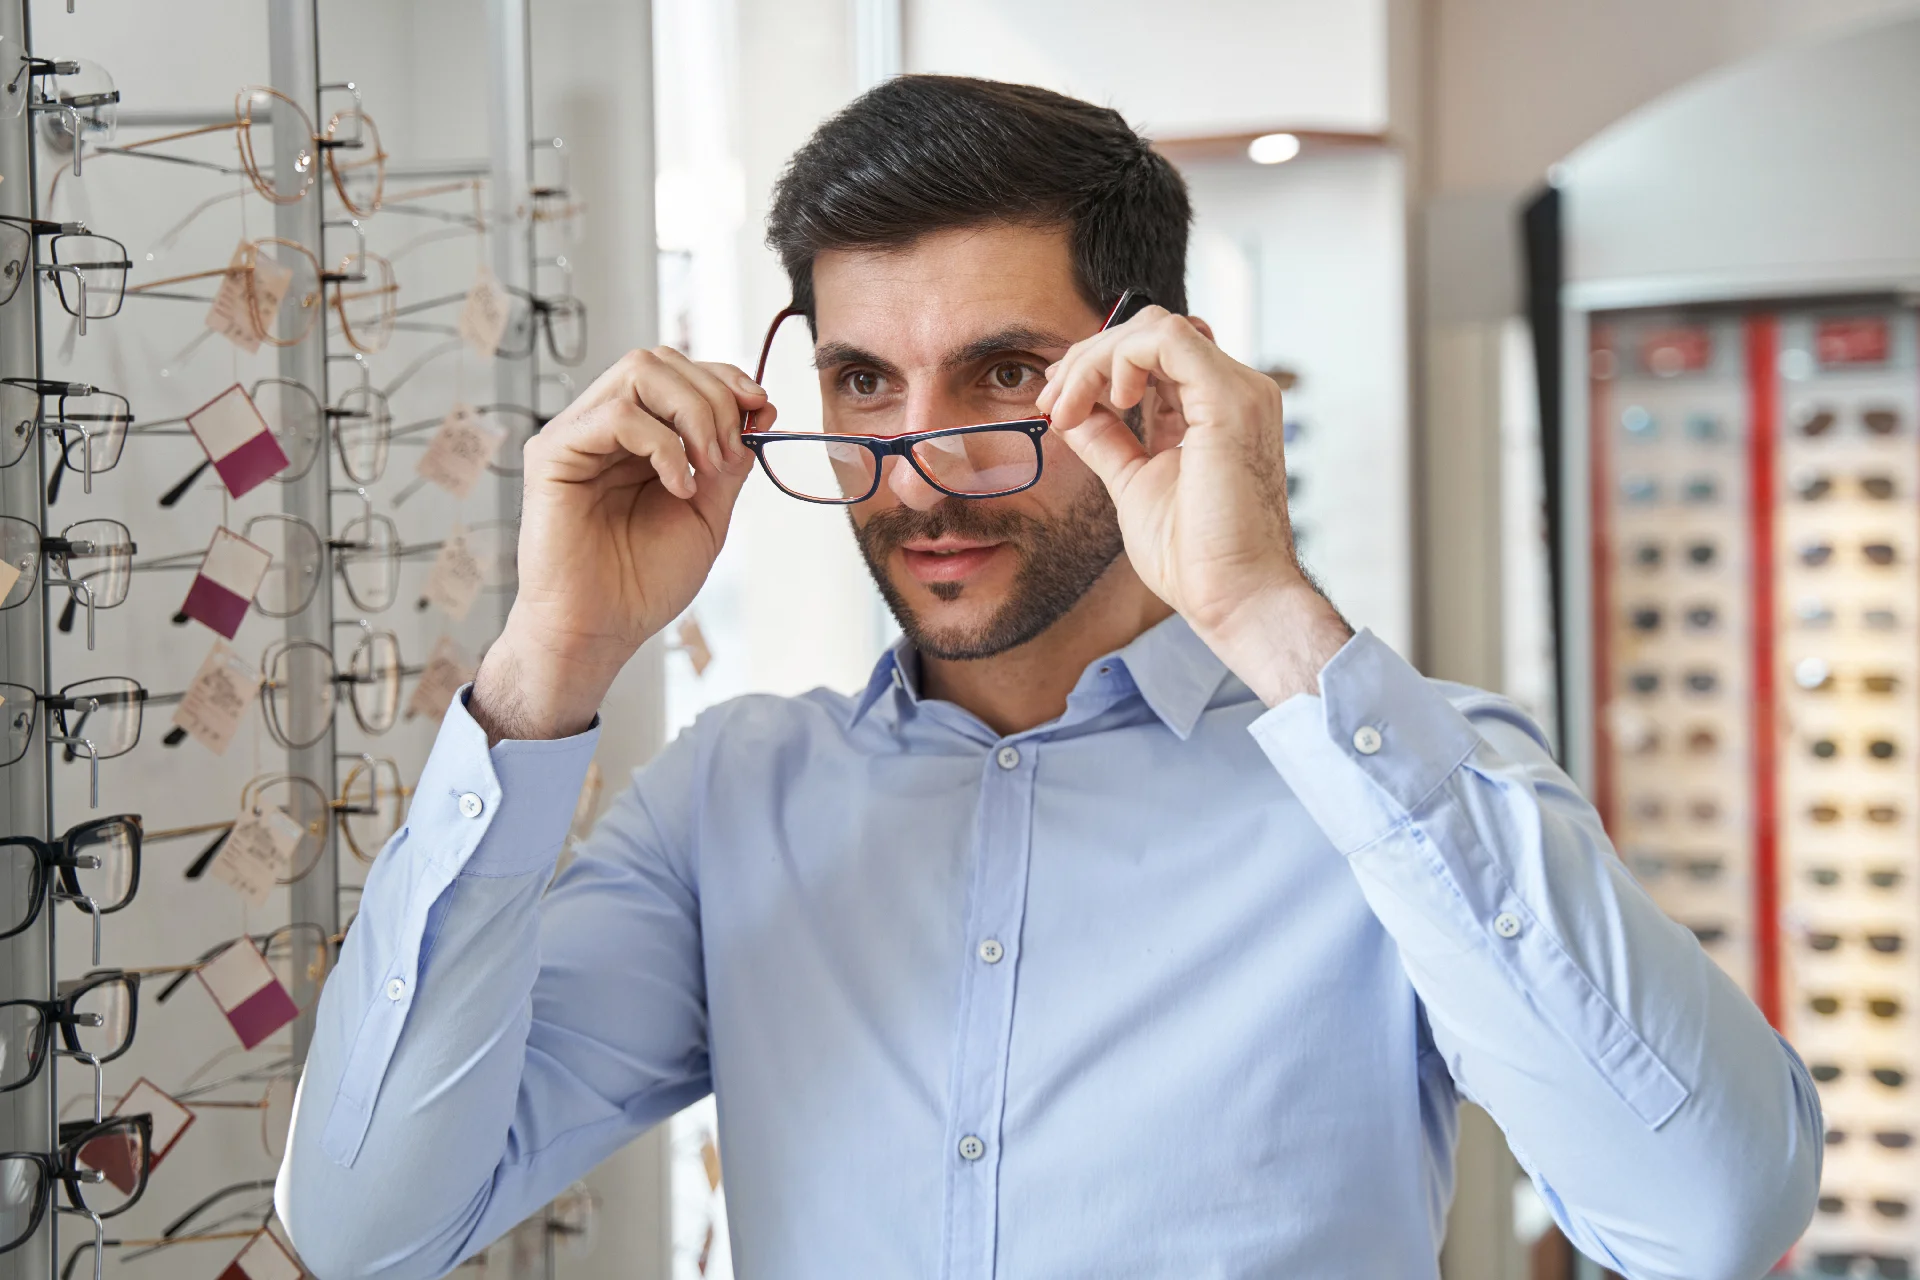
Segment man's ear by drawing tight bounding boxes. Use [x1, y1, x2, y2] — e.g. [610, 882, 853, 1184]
[1187, 314, 1218, 344]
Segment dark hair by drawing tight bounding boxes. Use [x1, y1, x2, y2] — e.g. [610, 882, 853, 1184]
[766, 75, 1190, 322]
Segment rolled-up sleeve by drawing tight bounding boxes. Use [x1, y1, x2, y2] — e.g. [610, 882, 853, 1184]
[277, 690, 712, 1280]
[1250, 630, 1822, 1280]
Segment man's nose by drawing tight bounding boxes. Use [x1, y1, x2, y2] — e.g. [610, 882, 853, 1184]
[883, 387, 958, 511]
[884, 454, 945, 511]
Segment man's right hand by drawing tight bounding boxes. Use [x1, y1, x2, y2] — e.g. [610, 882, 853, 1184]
[469, 347, 768, 742]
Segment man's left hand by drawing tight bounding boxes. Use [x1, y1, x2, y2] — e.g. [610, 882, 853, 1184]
[1037, 304, 1353, 706]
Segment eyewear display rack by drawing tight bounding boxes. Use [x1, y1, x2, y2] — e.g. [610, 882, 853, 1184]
[1533, 14, 1920, 1279]
[0, 0, 581, 1278]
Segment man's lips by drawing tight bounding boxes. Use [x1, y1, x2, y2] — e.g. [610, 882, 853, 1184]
[898, 539, 1005, 584]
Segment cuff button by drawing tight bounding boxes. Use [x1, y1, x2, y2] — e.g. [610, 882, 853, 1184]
[458, 792, 485, 819]
[1352, 725, 1383, 755]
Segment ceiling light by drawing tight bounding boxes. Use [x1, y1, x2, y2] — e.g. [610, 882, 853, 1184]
[1247, 132, 1301, 165]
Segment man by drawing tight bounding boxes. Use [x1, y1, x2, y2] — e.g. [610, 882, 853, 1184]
[279, 77, 1820, 1279]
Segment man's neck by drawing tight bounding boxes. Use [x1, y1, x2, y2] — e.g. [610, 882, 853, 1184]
[917, 563, 1174, 737]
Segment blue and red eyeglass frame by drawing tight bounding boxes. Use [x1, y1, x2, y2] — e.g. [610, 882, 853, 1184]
[741, 289, 1155, 505]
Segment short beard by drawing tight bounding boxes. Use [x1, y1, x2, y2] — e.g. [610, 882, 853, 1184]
[854, 481, 1125, 661]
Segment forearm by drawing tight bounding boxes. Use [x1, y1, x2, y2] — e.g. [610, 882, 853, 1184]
[1253, 633, 1821, 1279]
[277, 697, 603, 1280]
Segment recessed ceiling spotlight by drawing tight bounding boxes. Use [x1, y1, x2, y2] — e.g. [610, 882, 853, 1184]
[1247, 132, 1301, 165]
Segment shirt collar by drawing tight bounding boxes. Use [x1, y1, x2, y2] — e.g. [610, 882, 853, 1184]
[847, 613, 1230, 740]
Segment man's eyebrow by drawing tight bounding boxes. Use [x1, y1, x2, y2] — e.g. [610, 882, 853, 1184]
[812, 341, 903, 381]
[946, 326, 1072, 368]
[811, 327, 1072, 378]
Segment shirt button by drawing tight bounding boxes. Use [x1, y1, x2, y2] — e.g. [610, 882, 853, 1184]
[457, 792, 485, 818]
[958, 1134, 985, 1161]
[891, 667, 904, 690]
[1493, 912, 1522, 939]
[1352, 725, 1383, 755]
[978, 939, 1004, 964]
[996, 746, 1020, 770]
[386, 978, 407, 1001]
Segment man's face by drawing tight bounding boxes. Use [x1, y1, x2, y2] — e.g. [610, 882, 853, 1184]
[809, 223, 1126, 661]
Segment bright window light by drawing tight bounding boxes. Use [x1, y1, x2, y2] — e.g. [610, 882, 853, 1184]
[1247, 132, 1302, 165]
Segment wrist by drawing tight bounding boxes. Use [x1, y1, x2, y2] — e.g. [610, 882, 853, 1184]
[469, 616, 626, 744]
[1197, 576, 1353, 708]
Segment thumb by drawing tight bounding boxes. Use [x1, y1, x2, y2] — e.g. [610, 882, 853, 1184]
[1051, 409, 1150, 498]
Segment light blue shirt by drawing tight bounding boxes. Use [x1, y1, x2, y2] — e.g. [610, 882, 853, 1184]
[277, 619, 1821, 1280]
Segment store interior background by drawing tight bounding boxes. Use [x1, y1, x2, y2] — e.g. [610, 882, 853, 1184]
[2, 0, 1914, 1278]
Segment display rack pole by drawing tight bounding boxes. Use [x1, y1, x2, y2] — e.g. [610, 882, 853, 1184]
[488, 0, 535, 584]
[268, 0, 337, 1055]
[1, 2, 55, 1278]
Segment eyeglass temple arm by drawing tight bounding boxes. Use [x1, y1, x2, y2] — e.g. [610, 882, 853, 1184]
[125, 266, 238, 294]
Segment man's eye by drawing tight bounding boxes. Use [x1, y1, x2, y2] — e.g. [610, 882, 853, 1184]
[989, 362, 1037, 391]
[843, 371, 881, 397]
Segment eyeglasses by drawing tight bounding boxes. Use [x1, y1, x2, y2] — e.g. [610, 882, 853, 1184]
[1799, 540, 1900, 568]
[104, 86, 385, 212]
[388, 285, 588, 366]
[0, 971, 139, 1123]
[146, 763, 403, 881]
[1811, 1253, 1911, 1279]
[1806, 801, 1902, 825]
[125, 236, 324, 348]
[1817, 1194, 1911, 1219]
[115, 514, 325, 628]
[35, 230, 131, 335]
[1807, 735, 1901, 761]
[145, 379, 326, 505]
[171, 1051, 299, 1163]
[0, 1114, 154, 1257]
[1627, 853, 1724, 883]
[1804, 866, 1905, 890]
[0, 215, 84, 308]
[1806, 929, 1904, 955]
[260, 633, 403, 748]
[1809, 1063, 1907, 1089]
[0, 679, 148, 806]
[0, 377, 134, 496]
[1795, 405, 1904, 437]
[0, 817, 140, 964]
[0, 517, 135, 649]
[58, 1178, 278, 1280]
[742, 289, 1153, 506]
[145, 923, 337, 1008]
[21, 54, 118, 173]
[1807, 994, 1903, 1019]
[1794, 470, 1898, 501]
[1792, 659, 1903, 694]
[389, 405, 547, 484]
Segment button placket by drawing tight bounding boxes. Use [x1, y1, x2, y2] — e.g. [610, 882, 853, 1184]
[943, 739, 1038, 1279]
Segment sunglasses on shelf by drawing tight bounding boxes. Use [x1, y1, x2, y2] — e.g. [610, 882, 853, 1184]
[1804, 865, 1904, 890]
[1809, 1064, 1907, 1088]
[1794, 471, 1898, 502]
[1625, 603, 1720, 633]
[1805, 930, 1904, 955]
[1798, 540, 1900, 568]
[1627, 852, 1724, 882]
[1811, 1254, 1911, 1280]
[1807, 993, 1903, 1019]
[1795, 405, 1904, 438]
[1808, 735, 1901, 761]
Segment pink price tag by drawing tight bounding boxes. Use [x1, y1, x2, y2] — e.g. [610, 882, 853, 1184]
[205, 242, 293, 354]
[416, 405, 507, 499]
[171, 640, 263, 756]
[187, 384, 290, 498]
[216, 1230, 302, 1280]
[197, 936, 300, 1050]
[181, 527, 272, 639]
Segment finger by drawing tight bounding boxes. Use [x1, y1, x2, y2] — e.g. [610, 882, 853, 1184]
[663, 349, 758, 470]
[616, 348, 728, 476]
[1052, 409, 1150, 496]
[1036, 304, 1169, 415]
[541, 399, 697, 498]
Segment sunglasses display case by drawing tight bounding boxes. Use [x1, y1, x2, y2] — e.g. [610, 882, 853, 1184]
[1540, 15, 1920, 1276]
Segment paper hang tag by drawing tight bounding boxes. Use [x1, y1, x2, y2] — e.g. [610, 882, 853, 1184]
[110, 1078, 195, 1174]
[405, 634, 477, 724]
[181, 527, 273, 639]
[675, 616, 713, 677]
[205, 241, 293, 354]
[187, 383, 290, 499]
[197, 935, 299, 1051]
[458, 264, 512, 358]
[416, 405, 508, 500]
[208, 806, 305, 908]
[422, 525, 484, 621]
[570, 759, 604, 842]
[171, 639, 263, 756]
[0, 555, 20, 606]
[216, 1229, 302, 1280]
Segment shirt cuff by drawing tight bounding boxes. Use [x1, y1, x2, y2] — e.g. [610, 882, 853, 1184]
[1248, 629, 1481, 853]
[407, 684, 603, 878]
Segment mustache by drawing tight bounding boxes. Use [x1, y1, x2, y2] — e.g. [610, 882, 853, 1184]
[855, 501, 1035, 557]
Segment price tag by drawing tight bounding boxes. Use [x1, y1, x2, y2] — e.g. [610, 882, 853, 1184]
[171, 640, 263, 755]
[675, 615, 713, 676]
[422, 525, 484, 621]
[208, 806, 305, 908]
[197, 935, 299, 1050]
[180, 527, 273, 639]
[416, 405, 507, 499]
[405, 635, 476, 724]
[186, 383, 289, 498]
[570, 759, 604, 843]
[0, 554, 20, 606]
[107, 1079, 195, 1173]
[1816, 317, 1891, 367]
[217, 1228, 302, 1280]
[205, 241, 293, 354]
[1640, 327, 1712, 376]
[458, 264, 512, 358]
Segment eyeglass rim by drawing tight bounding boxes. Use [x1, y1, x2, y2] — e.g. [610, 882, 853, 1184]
[331, 248, 397, 355]
[236, 771, 332, 884]
[744, 417, 1050, 506]
[322, 106, 387, 217]
[259, 639, 337, 750]
[233, 85, 318, 206]
[242, 237, 324, 348]
[48, 231, 132, 320]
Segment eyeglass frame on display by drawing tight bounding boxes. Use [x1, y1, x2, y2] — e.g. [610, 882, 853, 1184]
[0, 679, 149, 810]
[741, 288, 1152, 506]
[0, 970, 141, 1125]
[0, 515, 136, 650]
[0, 376, 136, 495]
[124, 236, 326, 348]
